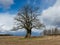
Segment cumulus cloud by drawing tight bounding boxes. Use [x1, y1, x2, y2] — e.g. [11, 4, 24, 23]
[41, 0, 60, 27]
[0, 0, 14, 9]
[0, 13, 15, 31]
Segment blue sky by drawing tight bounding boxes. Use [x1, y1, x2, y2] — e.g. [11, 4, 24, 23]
[0, 0, 56, 13]
[0, 0, 60, 35]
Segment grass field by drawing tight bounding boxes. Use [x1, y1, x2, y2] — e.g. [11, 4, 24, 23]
[0, 36, 60, 45]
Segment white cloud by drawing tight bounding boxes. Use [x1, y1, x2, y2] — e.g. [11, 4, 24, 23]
[0, 0, 14, 9]
[40, 0, 60, 27]
[0, 13, 15, 31]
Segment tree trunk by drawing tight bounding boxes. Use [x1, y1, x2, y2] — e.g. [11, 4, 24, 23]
[25, 30, 31, 38]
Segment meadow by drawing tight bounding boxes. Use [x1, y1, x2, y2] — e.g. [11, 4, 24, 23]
[0, 36, 60, 45]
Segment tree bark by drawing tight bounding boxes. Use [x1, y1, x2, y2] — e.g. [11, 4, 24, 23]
[25, 30, 31, 38]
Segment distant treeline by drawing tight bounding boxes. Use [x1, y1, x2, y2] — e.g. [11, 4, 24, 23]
[0, 34, 13, 36]
[43, 27, 60, 36]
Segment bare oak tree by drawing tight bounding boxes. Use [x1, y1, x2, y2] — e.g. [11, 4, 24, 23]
[14, 5, 44, 38]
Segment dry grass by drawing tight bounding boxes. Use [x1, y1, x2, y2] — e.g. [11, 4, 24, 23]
[0, 36, 60, 45]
